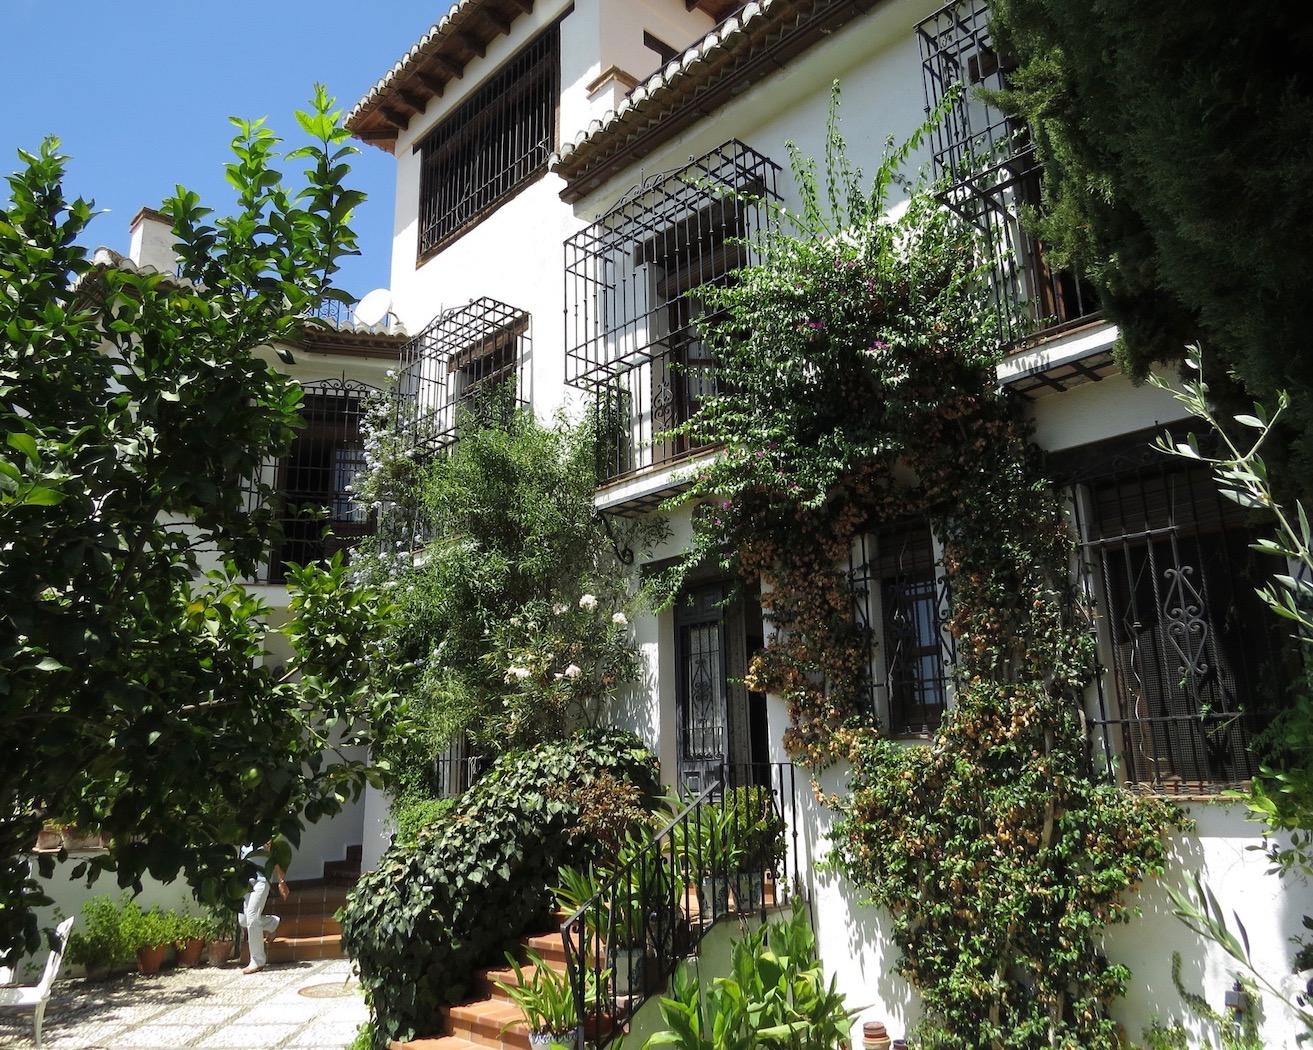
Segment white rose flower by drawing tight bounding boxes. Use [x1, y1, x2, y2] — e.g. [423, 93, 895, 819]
[579, 594, 598, 611]
[563, 664, 582, 679]
[612, 612, 629, 627]
[552, 603, 568, 616]
[504, 665, 531, 683]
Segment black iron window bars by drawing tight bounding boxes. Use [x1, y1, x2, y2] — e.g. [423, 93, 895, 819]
[249, 378, 376, 584]
[849, 520, 955, 735]
[564, 141, 781, 483]
[395, 297, 530, 456]
[416, 26, 559, 261]
[1056, 429, 1281, 794]
[559, 762, 800, 1049]
[916, 0, 1097, 345]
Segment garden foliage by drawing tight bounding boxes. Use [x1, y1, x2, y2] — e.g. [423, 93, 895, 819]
[355, 407, 660, 775]
[0, 89, 400, 963]
[643, 906, 855, 1050]
[339, 729, 659, 1050]
[988, 0, 1313, 492]
[664, 89, 1183, 1048]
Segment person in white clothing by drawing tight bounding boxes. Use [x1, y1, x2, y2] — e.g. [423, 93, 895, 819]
[238, 841, 289, 974]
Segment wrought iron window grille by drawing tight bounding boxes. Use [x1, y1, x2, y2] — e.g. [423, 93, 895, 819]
[394, 297, 531, 457]
[249, 377, 377, 584]
[916, 0, 1097, 345]
[564, 140, 781, 484]
[416, 26, 559, 261]
[849, 520, 955, 735]
[1053, 428, 1283, 794]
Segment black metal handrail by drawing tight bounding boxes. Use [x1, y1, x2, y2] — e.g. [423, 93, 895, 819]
[559, 761, 799, 1048]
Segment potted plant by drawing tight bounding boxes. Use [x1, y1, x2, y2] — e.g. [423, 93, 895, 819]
[202, 905, 237, 966]
[724, 786, 786, 915]
[122, 904, 178, 975]
[65, 895, 133, 980]
[493, 949, 582, 1049]
[675, 805, 743, 922]
[175, 912, 207, 967]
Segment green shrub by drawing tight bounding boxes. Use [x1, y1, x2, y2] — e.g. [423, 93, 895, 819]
[120, 904, 182, 953]
[340, 728, 659, 1049]
[390, 793, 457, 849]
[64, 895, 134, 973]
[642, 906, 855, 1049]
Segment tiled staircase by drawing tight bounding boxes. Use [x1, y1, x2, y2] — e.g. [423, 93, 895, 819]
[392, 919, 572, 1050]
[245, 844, 361, 965]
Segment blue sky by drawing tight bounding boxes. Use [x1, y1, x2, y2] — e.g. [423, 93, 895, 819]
[0, 1, 438, 298]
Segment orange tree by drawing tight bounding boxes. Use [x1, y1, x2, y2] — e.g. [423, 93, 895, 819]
[0, 90, 400, 962]
[661, 94, 1184, 1048]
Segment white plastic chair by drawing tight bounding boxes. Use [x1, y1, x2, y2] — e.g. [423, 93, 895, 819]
[0, 916, 75, 1048]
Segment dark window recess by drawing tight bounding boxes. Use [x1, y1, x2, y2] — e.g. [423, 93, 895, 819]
[850, 521, 954, 734]
[416, 27, 558, 260]
[564, 140, 780, 483]
[395, 297, 530, 456]
[643, 30, 680, 65]
[915, 0, 1097, 344]
[266, 379, 375, 583]
[1057, 430, 1284, 794]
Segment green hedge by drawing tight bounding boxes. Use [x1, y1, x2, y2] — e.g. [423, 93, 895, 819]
[340, 729, 659, 1049]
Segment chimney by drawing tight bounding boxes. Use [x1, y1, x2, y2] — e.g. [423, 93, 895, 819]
[128, 207, 178, 273]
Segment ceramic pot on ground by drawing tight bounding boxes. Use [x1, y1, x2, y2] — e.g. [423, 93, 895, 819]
[528, 1034, 556, 1050]
[206, 939, 235, 966]
[611, 946, 646, 997]
[863, 1021, 892, 1050]
[732, 871, 764, 914]
[136, 944, 169, 975]
[698, 877, 730, 921]
[176, 938, 206, 967]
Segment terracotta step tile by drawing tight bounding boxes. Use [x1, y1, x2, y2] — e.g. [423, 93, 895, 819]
[521, 932, 566, 964]
[447, 998, 530, 1049]
[390, 1038, 484, 1050]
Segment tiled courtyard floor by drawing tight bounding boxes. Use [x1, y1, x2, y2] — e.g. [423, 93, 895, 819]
[0, 959, 367, 1049]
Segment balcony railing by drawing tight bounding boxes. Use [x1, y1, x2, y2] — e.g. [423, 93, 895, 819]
[560, 761, 799, 1049]
[565, 141, 781, 485]
[247, 377, 376, 584]
[396, 297, 530, 456]
[916, 0, 1098, 345]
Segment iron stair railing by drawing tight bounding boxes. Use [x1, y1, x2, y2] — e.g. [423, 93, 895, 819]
[559, 761, 799, 1048]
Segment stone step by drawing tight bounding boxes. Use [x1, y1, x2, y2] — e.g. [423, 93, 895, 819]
[390, 1040, 484, 1050]
[272, 911, 342, 939]
[263, 933, 344, 963]
[446, 998, 531, 1049]
[521, 932, 566, 966]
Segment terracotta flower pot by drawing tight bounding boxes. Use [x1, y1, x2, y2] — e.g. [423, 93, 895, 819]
[207, 939, 235, 966]
[34, 828, 63, 851]
[176, 938, 206, 967]
[136, 944, 169, 975]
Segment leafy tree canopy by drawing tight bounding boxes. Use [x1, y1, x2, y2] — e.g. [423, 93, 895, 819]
[0, 87, 400, 961]
[989, 0, 1313, 488]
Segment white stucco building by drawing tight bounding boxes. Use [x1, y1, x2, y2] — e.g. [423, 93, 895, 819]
[342, 0, 1313, 1044]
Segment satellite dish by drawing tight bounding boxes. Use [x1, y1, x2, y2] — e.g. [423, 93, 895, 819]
[354, 288, 394, 327]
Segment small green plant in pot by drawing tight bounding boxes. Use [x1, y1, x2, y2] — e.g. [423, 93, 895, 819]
[202, 905, 238, 966]
[493, 949, 582, 1049]
[121, 904, 179, 975]
[65, 895, 134, 980]
[724, 786, 785, 914]
[675, 805, 743, 922]
[175, 912, 208, 967]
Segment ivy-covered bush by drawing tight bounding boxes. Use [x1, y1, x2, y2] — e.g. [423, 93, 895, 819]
[340, 729, 659, 1049]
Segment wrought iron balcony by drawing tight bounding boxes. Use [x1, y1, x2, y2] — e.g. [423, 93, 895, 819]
[559, 761, 800, 1049]
[395, 297, 531, 456]
[916, 0, 1098, 345]
[250, 377, 377, 585]
[565, 141, 781, 486]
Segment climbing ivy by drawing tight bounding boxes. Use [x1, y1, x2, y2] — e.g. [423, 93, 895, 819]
[664, 89, 1185, 1048]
